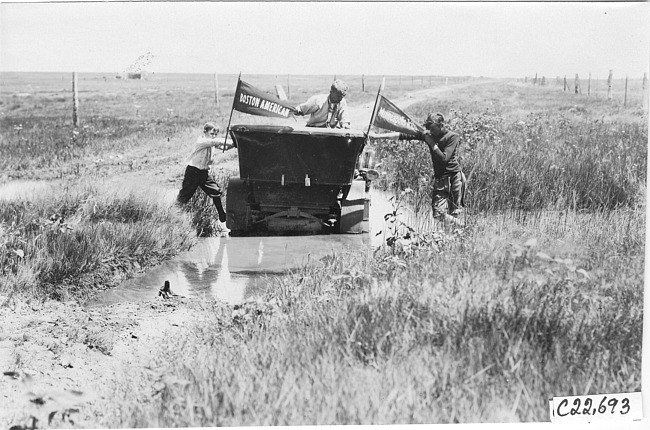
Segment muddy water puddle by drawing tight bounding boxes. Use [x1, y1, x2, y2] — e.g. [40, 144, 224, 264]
[90, 234, 376, 306]
[90, 190, 397, 307]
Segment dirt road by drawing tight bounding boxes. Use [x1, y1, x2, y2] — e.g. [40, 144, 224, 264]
[347, 80, 492, 127]
[0, 81, 484, 428]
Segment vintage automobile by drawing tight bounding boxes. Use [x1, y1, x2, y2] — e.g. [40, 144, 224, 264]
[226, 124, 377, 236]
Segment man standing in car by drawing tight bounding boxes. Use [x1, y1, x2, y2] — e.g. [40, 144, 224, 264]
[295, 79, 351, 129]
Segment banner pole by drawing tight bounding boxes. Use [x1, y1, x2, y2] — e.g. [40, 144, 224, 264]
[365, 76, 385, 140]
[223, 72, 241, 153]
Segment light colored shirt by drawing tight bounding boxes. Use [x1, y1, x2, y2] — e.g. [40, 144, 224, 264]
[297, 94, 350, 128]
[187, 135, 221, 170]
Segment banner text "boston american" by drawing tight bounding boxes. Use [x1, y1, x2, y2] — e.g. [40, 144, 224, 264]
[239, 93, 292, 118]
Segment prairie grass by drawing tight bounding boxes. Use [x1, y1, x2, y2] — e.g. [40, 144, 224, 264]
[0, 99, 211, 179]
[0, 182, 198, 301]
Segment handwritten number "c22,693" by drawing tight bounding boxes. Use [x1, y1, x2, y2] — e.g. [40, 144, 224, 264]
[557, 396, 631, 417]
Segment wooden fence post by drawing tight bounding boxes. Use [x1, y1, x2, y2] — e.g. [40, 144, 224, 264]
[643, 73, 648, 112]
[587, 73, 591, 97]
[607, 70, 613, 100]
[214, 73, 219, 108]
[72, 72, 79, 127]
[534, 73, 538, 85]
[287, 74, 291, 100]
[624, 75, 628, 107]
[563, 75, 567, 92]
[362, 74, 365, 92]
[575, 74, 580, 94]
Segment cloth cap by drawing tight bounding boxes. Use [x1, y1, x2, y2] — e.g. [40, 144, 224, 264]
[331, 80, 349, 97]
[203, 122, 219, 133]
[424, 112, 445, 126]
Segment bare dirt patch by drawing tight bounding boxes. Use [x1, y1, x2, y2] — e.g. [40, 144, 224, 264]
[1, 294, 204, 428]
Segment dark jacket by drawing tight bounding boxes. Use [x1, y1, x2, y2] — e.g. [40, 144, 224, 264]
[399, 131, 462, 178]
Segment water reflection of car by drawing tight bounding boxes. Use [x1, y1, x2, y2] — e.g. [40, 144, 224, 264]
[227, 125, 378, 236]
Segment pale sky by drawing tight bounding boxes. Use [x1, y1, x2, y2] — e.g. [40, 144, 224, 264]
[0, 1, 648, 78]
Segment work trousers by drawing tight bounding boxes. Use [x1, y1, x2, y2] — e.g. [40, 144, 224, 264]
[431, 171, 466, 218]
[177, 165, 226, 222]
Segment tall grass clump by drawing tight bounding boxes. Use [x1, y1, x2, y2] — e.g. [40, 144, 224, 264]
[0, 183, 197, 301]
[464, 112, 646, 211]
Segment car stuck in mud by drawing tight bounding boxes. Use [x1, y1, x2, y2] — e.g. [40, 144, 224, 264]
[226, 125, 377, 236]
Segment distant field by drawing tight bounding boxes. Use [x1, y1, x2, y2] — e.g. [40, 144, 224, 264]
[1, 72, 642, 158]
[0, 72, 464, 124]
[1, 71, 641, 109]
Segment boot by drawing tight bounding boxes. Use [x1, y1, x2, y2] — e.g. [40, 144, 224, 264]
[213, 198, 227, 223]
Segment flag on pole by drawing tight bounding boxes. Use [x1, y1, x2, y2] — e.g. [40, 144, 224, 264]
[366, 77, 385, 139]
[233, 79, 297, 118]
[372, 95, 424, 135]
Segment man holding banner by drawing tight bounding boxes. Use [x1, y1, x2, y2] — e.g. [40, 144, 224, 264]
[368, 98, 465, 225]
[226, 77, 349, 134]
[294, 80, 351, 129]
